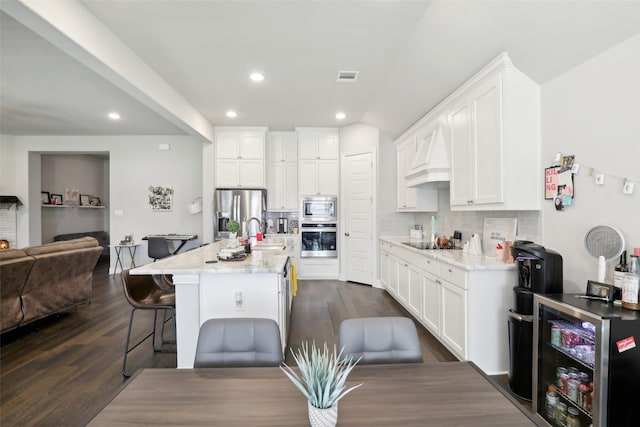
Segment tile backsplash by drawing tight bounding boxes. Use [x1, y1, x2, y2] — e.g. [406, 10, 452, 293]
[413, 188, 541, 245]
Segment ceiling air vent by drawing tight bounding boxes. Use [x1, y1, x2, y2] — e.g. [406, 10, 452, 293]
[336, 71, 359, 83]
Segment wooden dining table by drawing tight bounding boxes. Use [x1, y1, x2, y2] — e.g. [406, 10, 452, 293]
[88, 362, 539, 426]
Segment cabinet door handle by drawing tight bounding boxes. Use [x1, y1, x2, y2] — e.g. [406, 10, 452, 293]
[435, 279, 442, 285]
[404, 263, 408, 267]
[345, 232, 350, 237]
[448, 268, 453, 273]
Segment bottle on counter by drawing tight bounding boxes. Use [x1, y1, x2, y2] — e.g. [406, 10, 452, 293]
[613, 250, 628, 289]
[622, 254, 640, 310]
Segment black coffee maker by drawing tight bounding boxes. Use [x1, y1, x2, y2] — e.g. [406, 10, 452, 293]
[507, 241, 563, 400]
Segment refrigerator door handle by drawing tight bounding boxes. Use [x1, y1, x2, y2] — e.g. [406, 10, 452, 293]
[508, 310, 533, 323]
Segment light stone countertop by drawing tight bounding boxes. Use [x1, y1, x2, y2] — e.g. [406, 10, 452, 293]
[131, 240, 289, 275]
[380, 236, 517, 271]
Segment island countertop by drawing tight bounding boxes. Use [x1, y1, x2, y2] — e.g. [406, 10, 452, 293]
[131, 240, 289, 275]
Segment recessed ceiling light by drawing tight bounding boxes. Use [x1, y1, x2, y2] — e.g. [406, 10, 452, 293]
[108, 112, 120, 120]
[335, 112, 346, 120]
[249, 72, 264, 82]
[226, 110, 237, 118]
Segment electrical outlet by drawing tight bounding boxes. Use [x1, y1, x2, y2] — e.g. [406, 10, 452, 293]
[571, 163, 580, 174]
[623, 182, 635, 195]
[234, 291, 244, 310]
[595, 174, 605, 185]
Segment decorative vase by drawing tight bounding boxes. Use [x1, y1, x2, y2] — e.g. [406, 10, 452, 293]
[308, 401, 338, 427]
[227, 232, 238, 248]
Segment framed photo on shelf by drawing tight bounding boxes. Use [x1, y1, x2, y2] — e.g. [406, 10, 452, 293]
[79, 194, 91, 206]
[50, 194, 63, 205]
[90, 196, 101, 206]
[41, 191, 50, 204]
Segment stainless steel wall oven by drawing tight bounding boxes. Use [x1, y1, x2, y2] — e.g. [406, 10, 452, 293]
[300, 223, 337, 258]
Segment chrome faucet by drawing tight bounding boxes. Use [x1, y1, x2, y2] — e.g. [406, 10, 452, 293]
[247, 217, 263, 236]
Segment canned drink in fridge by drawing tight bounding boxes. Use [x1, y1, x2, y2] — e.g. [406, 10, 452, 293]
[555, 402, 568, 426]
[551, 324, 561, 347]
[545, 391, 558, 420]
[567, 379, 579, 402]
[558, 373, 569, 394]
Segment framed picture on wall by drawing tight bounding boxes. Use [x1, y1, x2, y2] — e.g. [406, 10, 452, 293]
[90, 196, 101, 206]
[80, 194, 91, 206]
[41, 191, 50, 204]
[50, 194, 63, 205]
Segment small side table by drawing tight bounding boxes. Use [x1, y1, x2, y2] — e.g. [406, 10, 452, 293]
[113, 243, 141, 275]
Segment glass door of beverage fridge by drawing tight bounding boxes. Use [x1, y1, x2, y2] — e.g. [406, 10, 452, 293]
[533, 295, 607, 427]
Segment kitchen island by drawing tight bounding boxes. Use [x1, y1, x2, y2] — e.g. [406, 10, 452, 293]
[131, 241, 291, 368]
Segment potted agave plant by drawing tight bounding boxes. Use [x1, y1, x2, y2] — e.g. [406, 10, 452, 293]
[226, 220, 240, 248]
[281, 341, 362, 427]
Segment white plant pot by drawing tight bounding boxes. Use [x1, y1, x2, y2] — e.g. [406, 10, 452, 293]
[308, 401, 337, 427]
[226, 232, 238, 248]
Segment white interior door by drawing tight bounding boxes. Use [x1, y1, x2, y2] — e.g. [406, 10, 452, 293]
[343, 151, 374, 285]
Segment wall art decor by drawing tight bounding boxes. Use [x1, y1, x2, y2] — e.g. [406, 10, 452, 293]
[65, 188, 79, 206]
[148, 185, 173, 211]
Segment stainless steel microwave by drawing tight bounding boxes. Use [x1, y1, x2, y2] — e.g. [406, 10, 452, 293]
[301, 196, 337, 222]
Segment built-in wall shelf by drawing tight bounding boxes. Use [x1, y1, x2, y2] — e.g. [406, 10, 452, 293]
[42, 205, 105, 209]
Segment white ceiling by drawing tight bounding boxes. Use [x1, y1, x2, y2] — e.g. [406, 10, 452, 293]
[1, 1, 640, 139]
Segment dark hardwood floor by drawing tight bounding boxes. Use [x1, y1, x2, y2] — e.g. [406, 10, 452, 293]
[1, 260, 458, 426]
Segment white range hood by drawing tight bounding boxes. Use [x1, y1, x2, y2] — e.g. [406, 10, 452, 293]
[405, 124, 450, 187]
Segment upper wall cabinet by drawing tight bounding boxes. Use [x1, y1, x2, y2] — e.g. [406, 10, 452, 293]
[215, 127, 267, 188]
[296, 128, 339, 196]
[448, 54, 540, 210]
[266, 132, 298, 211]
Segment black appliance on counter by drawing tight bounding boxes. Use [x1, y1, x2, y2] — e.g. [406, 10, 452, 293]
[508, 241, 563, 400]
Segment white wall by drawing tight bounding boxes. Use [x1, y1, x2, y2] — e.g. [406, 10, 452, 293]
[541, 33, 640, 292]
[6, 135, 204, 270]
[0, 134, 17, 194]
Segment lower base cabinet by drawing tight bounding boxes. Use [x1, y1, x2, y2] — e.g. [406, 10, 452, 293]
[379, 239, 515, 374]
[440, 279, 467, 356]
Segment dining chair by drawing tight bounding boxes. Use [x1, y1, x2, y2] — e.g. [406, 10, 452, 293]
[193, 318, 283, 368]
[121, 269, 176, 378]
[338, 317, 423, 364]
[147, 237, 174, 261]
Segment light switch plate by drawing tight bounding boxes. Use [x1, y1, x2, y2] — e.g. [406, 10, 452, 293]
[623, 182, 635, 195]
[595, 174, 605, 185]
[571, 163, 580, 174]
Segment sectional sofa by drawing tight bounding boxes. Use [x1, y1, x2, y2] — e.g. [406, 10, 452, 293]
[0, 237, 103, 334]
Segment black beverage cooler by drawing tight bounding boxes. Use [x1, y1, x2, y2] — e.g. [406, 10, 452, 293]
[534, 294, 640, 426]
[508, 241, 563, 400]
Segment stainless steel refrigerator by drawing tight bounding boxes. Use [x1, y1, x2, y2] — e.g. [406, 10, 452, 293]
[214, 188, 267, 240]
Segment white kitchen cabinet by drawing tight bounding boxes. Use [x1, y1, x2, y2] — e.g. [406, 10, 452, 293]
[397, 260, 410, 305]
[395, 136, 438, 212]
[266, 132, 298, 211]
[378, 239, 516, 374]
[298, 130, 338, 160]
[407, 264, 423, 317]
[440, 278, 467, 357]
[448, 54, 540, 210]
[215, 127, 267, 188]
[296, 128, 339, 196]
[421, 272, 441, 336]
[380, 250, 390, 289]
